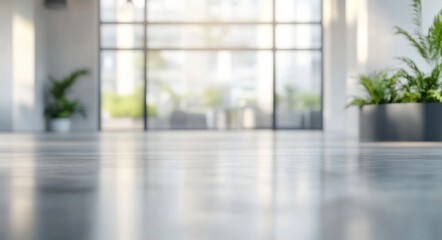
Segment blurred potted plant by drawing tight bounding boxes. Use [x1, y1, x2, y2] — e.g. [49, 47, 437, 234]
[203, 87, 225, 129]
[103, 85, 154, 118]
[348, 0, 442, 141]
[45, 69, 89, 133]
[280, 86, 321, 129]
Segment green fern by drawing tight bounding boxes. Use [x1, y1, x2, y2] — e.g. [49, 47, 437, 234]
[398, 63, 442, 103]
[395, 27, 429, 61]
[45, 69, 89, 118]
[429, 89, 442, 102]
[348, 71, 402, 108]
[395, 0, 442, 63]
[350, 0, 442, 107]
[395, 0, 442, 103]
[426, 9, 442, 61]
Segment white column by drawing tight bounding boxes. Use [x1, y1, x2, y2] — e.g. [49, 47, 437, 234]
[345, 0, 368, 137]
[323, 0, 371, 137]
[323, 0, 348, 135]
[0, 0, 13, 131]
[12, 0, 43, 131]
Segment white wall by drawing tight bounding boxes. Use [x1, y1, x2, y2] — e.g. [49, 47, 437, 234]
[0, 0, 13, 131]
[34, 0, 47, 132]
[44, 0, 99, 131]
[12, 0, 42, 131]
[0, 0, 46, 132]
[323, 0, 348, 135]
[323, 0, 362, 136]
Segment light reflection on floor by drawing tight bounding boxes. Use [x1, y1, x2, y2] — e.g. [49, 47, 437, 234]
[0, 132, 441, 240]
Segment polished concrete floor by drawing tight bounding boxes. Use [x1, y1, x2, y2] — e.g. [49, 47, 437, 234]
[0, 131, 442, 240]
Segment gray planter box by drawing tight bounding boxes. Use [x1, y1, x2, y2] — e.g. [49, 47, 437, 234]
[360, 103, 442, 141]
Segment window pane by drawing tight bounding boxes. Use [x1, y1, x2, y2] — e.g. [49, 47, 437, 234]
[101, 51, 144, 130]
[276, 51, 322, 129]
[101, 24, 144, 48]
[147, 0, 272, 22]
[148, 25, 272, 49]
[100, 0, 145, 22]
[147, 51, 273, 129]
[276, 0, 321, 22]
[276, 25, 321, 49]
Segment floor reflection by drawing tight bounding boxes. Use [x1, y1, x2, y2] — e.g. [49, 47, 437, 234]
[0, 133, 442, 240]
[34, 135, 99, 240]
[0, 135, 37, 240]
[96, 134, 144, 240]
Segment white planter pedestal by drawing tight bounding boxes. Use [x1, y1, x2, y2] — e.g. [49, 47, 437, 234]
[49, 118, 71, 133]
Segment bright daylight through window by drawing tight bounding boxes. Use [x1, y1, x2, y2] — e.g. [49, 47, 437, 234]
[99, 0, 322, 130]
